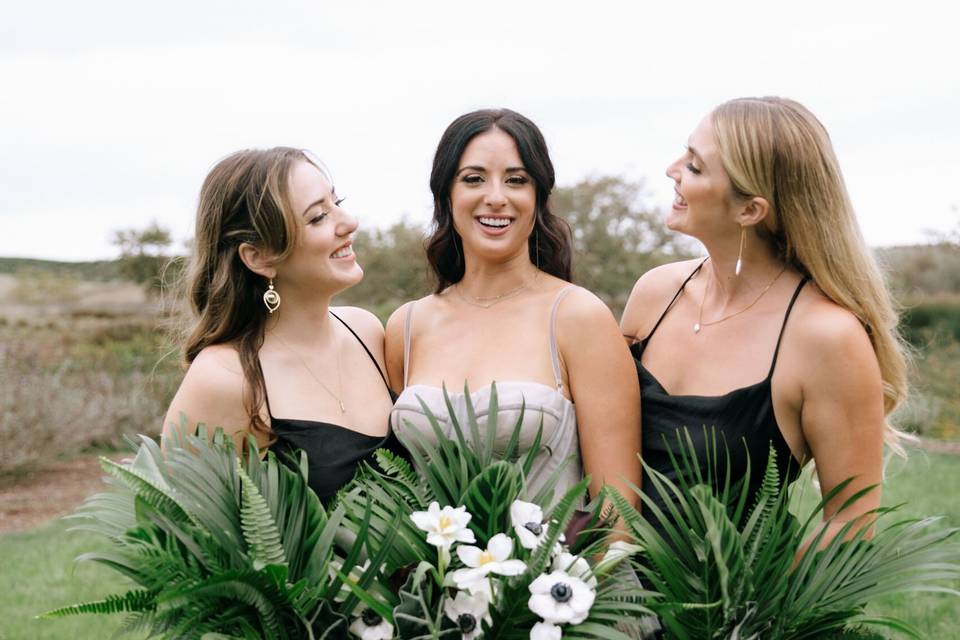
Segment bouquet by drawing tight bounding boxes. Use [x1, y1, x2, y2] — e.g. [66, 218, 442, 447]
[337, 384, 654, 640]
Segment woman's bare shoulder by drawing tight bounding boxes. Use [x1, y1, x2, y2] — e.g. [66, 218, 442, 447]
[621, 258, 704, 338]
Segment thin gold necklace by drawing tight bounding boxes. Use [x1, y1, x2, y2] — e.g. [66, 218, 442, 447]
[694, 264, 787, 333]
[455, 273, 538, 309]
[270, 321, 346, 413]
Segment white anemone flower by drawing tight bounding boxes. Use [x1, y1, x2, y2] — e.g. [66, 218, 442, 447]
[452, 533, 527, 589]
[530, 621, 562, 640]
[510, 500, 548, 549]
[410, 502, 476, 548]
[444, 590, 491, 640]
[348, 606, 393, 640]
[552, 551, 597, 589]
[528, 570, 596, 625]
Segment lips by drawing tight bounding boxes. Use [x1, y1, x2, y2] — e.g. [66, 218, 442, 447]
[330, 242, 354, 259]
[476, 216, 513, 229]
[673, 187, 688, 208]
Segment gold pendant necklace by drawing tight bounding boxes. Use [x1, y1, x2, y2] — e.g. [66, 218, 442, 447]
[271, 321, 346, 413]
[455, 273, 537, 309]
[694, 265, 787, 333]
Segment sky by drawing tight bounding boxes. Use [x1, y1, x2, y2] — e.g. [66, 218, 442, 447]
[2, 0, 958, 261]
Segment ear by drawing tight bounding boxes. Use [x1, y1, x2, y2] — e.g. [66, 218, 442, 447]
[734, 196, 770, 228]
[238, 242, 277, 279]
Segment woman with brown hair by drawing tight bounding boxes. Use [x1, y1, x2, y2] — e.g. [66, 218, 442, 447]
[162, 147, 403, 504]
[621, 97, 909, 541]
[385, 109, 641, 506]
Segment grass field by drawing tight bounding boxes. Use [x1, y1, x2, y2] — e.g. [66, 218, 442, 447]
[1, 450, 957, 640]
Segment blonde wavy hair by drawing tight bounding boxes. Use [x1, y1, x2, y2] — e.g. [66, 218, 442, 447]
[711, 96, 910, 451]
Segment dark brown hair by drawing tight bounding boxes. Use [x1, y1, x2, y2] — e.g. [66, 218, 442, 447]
[425, 108, 573, 292]
[181, 147, 322, 444]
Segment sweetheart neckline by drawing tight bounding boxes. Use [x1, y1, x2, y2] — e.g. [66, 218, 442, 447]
[398, 380, 572, 404]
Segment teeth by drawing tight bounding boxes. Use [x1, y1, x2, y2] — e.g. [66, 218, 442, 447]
[674, 193, 687, 206]
[331, 245, 353, 258]
[478, 217, 511, 227]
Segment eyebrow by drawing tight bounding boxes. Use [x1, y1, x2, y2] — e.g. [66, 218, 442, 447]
[686, 144, 705, 164]
[301, 198, 326, 218]
[455, 165, 529, 175]
[300, 188, 337, 218]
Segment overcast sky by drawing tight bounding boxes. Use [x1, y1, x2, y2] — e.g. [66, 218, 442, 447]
[2, 0, 958, 261]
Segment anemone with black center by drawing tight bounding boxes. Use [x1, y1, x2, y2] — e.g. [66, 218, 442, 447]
[550, 582, 572, 603]
[361, 608, 383, 626]
[457, 613, 478, 634]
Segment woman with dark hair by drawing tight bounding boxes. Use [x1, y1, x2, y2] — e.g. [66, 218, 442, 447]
[385, 109, 641, 505]
[162, 147, 404, 505]
[622, 97, 910, 543]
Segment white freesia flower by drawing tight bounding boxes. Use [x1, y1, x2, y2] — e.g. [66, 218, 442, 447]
[452, 533, 527, 589]
[528, 570, 596, 625]
[510, 500, 547, 549]
[410, 502, 476, 548]
[444, 590, 491, 640]
[348, 606, 393, 640]
[552, 551, 597, 589]
[530, 621, 562, 640]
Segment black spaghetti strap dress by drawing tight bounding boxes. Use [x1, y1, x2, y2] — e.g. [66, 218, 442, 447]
[263, 311, 406, 505]
[631, 262, 808, 529]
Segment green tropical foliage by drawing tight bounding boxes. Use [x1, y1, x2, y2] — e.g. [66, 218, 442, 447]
[42, 426, 390, 639]
[341, 384, 654, 639]
[606, 432, 960, 639]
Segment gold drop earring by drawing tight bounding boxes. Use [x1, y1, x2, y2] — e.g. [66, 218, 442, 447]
[263, 278, 281, 314]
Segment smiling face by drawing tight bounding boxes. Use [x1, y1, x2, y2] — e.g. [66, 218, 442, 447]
[450, 127, 536, 265]
[275, 159, 362, 295]
[665, 114, 744, 243]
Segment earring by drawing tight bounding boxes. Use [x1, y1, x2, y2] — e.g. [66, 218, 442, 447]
[535, 227, 541, 270]
[263, 279, 281, 314]
[735, 226, 745, 277]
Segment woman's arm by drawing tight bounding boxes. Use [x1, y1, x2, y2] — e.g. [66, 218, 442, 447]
[384, 302, 412, 395]
[796, 300, 886, 547]
[161, 344, 255, 452]
[558, 288, 643, 503]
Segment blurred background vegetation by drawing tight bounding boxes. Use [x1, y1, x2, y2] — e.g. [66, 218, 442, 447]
[1, 175, 958, 478]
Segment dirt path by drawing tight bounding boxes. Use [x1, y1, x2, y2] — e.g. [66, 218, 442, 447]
[0, 455, 124, 534]
[2, 437, 958, 535]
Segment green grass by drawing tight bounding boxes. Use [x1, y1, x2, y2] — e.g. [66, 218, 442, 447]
[1, 451, 957, 639]
[0, 520, 142, 640]
[790, 450, 960, 638]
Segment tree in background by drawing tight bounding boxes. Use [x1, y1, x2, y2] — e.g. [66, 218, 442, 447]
[553, 176, 697, 316]
[335, 219, 432, 320]
[110, 221, 176, 293]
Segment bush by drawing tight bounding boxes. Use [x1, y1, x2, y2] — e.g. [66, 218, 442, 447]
[0, 323, 181, 476]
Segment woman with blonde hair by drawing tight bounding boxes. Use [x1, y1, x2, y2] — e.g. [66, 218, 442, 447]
[163, 147, 404, 504]
[621, 97, 908, 541]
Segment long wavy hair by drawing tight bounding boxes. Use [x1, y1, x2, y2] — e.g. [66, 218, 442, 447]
[180, 147, 325, 444]
[712, 97, 910, 448]
[425, 108, 573, 292]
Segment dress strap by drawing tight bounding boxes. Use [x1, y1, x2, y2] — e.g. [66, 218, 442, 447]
[549, 286, 577, 391]
[767, 277, 809, 378]
[402, 301, 415, 388]
[330, 310, 391, 391]
[644, 258, 708, 342]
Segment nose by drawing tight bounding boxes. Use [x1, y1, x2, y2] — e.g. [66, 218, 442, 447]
[335, 208, 358, 237]
[484, 181, 507, 208]
[666, 156, 682, 183]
